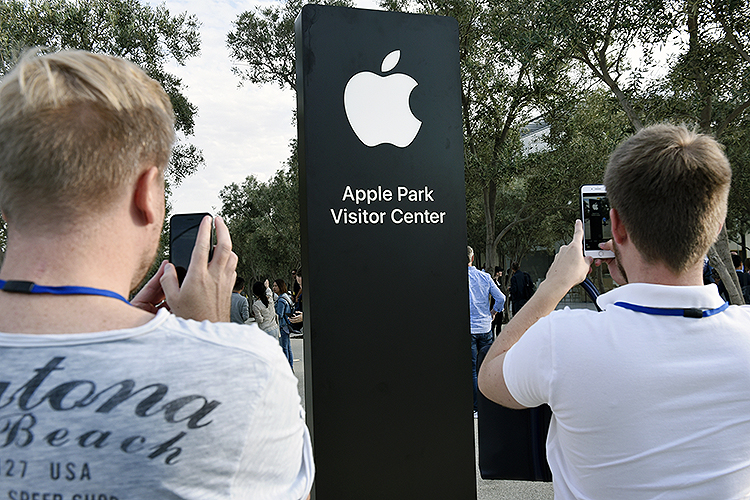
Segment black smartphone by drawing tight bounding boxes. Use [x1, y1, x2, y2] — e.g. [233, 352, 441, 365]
[580, 185, 615, 259]
[169, 213, 212, 285]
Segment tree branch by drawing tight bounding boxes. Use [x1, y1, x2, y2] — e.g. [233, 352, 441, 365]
[714, 6, 750, 65]
[715, 98, 750, 137]
[492, 203, 574, 250]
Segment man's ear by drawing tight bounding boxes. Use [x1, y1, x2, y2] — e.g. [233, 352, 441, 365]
[610, 208, 628, 245]
[132, 166, 162, 226]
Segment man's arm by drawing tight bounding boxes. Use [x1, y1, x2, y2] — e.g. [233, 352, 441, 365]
[478, 220, 592, 409]
[240, 296, 250, 323]
[489, 278, 505, 313]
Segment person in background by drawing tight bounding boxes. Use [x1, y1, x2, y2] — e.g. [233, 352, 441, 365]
[273, 278, 295, 368]
[491, 266, 504, 335]
[718, 253, 750, 303]
[467, 246, 505, 417]
[509, 262, 532, 315]
[253, 281, 280, 339]
[290, 272, 303, 332]
[230, 276, 250, 324]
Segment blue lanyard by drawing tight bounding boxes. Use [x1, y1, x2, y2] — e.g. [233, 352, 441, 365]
[0, 280, 130, 305]
[613, 301, 729, 318]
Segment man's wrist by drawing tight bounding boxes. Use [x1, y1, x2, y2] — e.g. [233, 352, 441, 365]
[536, 278, 571, 304]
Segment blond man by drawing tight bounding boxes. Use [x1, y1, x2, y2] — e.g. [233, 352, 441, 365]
[479, 124, 750, 499]
[0, 51, 312, 499]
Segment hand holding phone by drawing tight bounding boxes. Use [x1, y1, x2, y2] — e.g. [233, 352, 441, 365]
[289, 311, 303, 324]
[162, 214, 238, 323]
[581, 185, 615, 259]
[170, 213, 213, 285]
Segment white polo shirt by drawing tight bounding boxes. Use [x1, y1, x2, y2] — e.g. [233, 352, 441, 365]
[504, 283, 750, 499]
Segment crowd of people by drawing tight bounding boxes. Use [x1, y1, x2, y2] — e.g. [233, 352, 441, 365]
[230, 273, 303, 369]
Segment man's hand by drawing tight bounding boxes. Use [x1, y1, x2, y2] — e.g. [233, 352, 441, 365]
[131, 260, 169, 313]
[289, 311, 303, 324]
[543, 219, 594, 295]
[160, 215, 238, 323]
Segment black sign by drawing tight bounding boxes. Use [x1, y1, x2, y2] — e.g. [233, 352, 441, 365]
[296, 5, 475, 498]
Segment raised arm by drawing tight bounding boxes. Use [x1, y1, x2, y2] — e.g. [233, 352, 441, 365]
[478, 220, 592, 408]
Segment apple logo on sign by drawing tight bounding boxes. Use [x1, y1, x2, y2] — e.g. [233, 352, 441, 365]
[344, 50, 422, 148]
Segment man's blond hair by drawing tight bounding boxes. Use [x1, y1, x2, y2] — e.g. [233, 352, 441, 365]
[0, 50, 174, 228]
[603, 124, 731, 274]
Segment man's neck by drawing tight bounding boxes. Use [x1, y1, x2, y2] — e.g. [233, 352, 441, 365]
[1, 233, 135, 295]
[0, 219, 155, 334]
[623, 255, 704, 287]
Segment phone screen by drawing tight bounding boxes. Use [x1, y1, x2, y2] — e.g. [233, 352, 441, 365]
[169, 213, 212, 284]
[581, 189, 612, 253]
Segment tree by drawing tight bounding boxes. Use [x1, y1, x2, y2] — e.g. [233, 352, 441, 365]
[539, 0, 750, 303]
[0, 0, 203, 186]
[540, 0, 674, 132]
[483, 89, 629, 271]
[393, 0, 577, 272]
[227, 0, 354, 94]
[219, 144, 301, 283]
[224, 0, 353, 279]
[0, 0, 203, 267]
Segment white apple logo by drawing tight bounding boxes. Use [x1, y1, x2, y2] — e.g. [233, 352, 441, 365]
[344, 50, 422, 148]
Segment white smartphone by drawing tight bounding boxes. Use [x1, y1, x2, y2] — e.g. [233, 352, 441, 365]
[580, 185, 615, 259]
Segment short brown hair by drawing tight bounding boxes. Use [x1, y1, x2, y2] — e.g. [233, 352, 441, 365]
[604, 124, 731, 274]
[0, 50, 174, 228]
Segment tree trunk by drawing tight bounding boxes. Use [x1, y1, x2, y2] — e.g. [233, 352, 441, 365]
[483, 181, 498, 272]
[709, 226, 744, 304]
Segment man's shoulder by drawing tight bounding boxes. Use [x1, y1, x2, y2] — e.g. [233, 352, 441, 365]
[162, 314, 280, 361]
[468, 265, 489, 280]
[540, 306, 601, 328]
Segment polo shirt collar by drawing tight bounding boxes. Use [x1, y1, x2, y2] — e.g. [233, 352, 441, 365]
[597, 283, 725, 311]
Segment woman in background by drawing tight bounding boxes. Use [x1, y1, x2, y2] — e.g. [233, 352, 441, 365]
[290, 272, 303, 332]
[252, 281, 279, 339]
[273, 279, 295, 368]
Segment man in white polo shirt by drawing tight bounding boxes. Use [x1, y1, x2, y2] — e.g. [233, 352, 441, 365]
[479, 124, 750, 499]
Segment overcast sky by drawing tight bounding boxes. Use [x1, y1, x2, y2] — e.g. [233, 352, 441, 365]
[149, 0, 378, 216]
